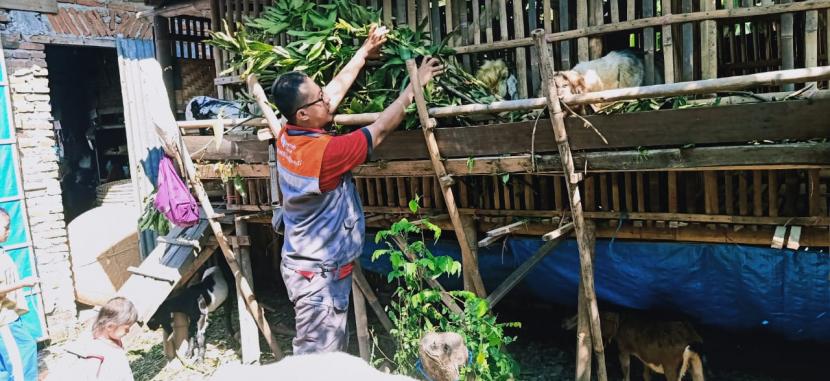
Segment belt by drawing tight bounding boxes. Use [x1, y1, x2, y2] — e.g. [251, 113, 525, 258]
[285, 261, 354, 281]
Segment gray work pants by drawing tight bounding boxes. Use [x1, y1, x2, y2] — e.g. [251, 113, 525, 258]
[281, 264, 352, 355]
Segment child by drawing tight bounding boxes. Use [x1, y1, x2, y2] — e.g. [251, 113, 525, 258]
[0, 207, 39, 381]
[52, 297, 138, 381]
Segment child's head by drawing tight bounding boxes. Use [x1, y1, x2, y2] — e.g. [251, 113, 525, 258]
[93, 297, 138, 341]
[0, 207, 9, 243]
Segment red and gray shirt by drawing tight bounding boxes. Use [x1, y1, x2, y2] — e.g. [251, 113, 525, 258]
[276, 124, 372, 271]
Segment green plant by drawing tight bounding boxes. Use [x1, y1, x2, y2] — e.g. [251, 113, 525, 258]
[372, 197, 519, 380]
[138, 191, 170, 236]
[207, 0, 525, 130]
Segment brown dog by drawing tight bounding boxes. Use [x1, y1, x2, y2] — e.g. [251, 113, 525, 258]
[564, 311, 706, 381]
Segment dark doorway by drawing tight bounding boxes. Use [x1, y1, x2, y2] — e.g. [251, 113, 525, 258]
[46, 45, 129, 222]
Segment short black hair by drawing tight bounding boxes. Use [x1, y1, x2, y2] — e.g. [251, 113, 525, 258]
[270, 71, 310, 125]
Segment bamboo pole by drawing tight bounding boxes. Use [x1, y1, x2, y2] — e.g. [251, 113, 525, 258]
[406, 59, 487, 298]
[452, 1, 830, 55]
[533, 29, 607, 381]
[513, 0, 529, 98]
[559, 0, 572, 69]
[644, 0, 656, 85]
[233, 218, 261, 364]
[315, 67, 830, 126]
[589, 0, 603, 59]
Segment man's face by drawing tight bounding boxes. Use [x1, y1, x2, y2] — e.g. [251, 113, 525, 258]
[0, 215, 9, 243]
[294, 77, 333, 129]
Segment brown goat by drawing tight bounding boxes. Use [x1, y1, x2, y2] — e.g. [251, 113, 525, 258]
[564, 311, 705, 381]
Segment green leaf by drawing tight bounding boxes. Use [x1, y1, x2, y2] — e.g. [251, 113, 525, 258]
[501, 174, 510, 185]
[408, 198, 420, 214]
[307, 40, 326, 61]
[466, 156, 475, 172]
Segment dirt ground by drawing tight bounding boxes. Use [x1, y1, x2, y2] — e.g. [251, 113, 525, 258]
[39, 279, 827, 381]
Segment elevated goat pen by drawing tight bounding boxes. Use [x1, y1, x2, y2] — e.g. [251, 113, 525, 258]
[142, 0, 830, 377]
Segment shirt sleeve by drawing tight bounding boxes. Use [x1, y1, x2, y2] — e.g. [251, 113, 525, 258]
[319, 128, 373, 192]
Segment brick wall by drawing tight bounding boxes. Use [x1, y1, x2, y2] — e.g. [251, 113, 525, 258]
[0, 0, 152, 341]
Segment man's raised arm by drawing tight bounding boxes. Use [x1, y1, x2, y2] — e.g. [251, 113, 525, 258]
[323, 24, 388, 112]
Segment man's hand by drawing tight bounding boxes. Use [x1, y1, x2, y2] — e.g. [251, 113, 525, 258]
[361, 24, 388, 60]
[20, 277, 39, 287]
[417, 57, 445, 85]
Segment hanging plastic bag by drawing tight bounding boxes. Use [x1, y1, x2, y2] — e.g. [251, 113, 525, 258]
[153, 155, 199, 227]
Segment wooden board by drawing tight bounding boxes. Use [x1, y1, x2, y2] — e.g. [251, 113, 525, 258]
[371, 99, 830, 160]
[1, 0, 57, 13]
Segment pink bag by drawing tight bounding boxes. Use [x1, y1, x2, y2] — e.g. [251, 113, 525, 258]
[154, 155, 199, 227]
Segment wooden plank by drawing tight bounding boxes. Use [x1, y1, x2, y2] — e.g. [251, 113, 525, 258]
[492, 176, 502, 209]
[472, 0, 481, 45]
[771, 225, 787, 249]
[781, 0, 795, 92]
[352, 263, 394, 333]
[371, 99, 830, 161]
[599, 174, 609, 212]
[486, 220, 528, 237]
[577, 0, 590, 62]
[485, 0, 494, 43]
[365, 178, 377, 206]
[738, 171, 748, 215]
[611, 0, 620, 23]
[408, 0, 417, 28]
[786, 225, 802, 250]
[681, 0, 694, 82]
[636, 172, 646, 212]
[446, 0, 455, 46]
[768, 171, 779, 217]
[512, 176, 522, 209]
[529, 0, 540, 95]
[498, 0, 508, 44]
[589, 0, 603, 59]
[524, 175, 535, 210]
[575, 221, 596, 381]
[808, 169, 822, 216]
[584, 176, 595, 211]
[385, 178, 396, 206]
[234, 219, 260, 364]
[753, 170, 764, 217]
[459, 178, 470, 208]
[419, 0, 430, 26]
[514, 0, 529, 98]
[704, 171, 718, 214]
[456, 0, 471, 70]
[805, 10, 819, 87]
[383, 0, 393, 25]
[627, 0, 635, 21]
[362, 205, 830, 226]
[649, 173, 660, 213]
[554, 175, 563, 210]
[486, 224, 573, 308]
[422, 177, 433, 207]
[611, 173, 621, 212]
[543, 0, 553, 34]
[503, 177, 512, 209]
[352, 273, 370, 361]
[559, 0, 571, 69]
[407, 59, 486, 296]
[1, 0, 57, 13]
[375, 178, 385, 206]
[624, 173, 633, 212]
[660, 0, 674, 84]
[540, 176, 552, 209]
[701, 0, 718, 80]
[668, 171, 678, 213]
[643, 0, 656, 85]
[724, 172, 734, 215]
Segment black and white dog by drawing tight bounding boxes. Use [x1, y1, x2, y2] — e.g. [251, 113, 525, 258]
[147, 265, 233, 361]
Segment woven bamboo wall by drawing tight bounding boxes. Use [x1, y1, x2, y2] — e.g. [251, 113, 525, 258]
[175, 59, 218, 113]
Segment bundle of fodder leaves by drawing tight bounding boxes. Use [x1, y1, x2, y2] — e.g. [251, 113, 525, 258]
[208, 0, 528, 130]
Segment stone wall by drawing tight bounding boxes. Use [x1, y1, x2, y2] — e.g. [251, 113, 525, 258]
[0, 0, 152, 341]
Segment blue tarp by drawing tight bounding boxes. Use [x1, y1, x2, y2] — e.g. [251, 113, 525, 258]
[361, 234, 830, 342]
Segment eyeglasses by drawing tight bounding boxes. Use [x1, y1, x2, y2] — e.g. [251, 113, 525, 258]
[294, 91, 325, 113]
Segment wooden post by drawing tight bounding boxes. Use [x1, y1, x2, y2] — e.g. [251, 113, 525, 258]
[405, 59, 487, 299]
[701, 0, 717, 80]
[233, 218, 261, 364]
[353, 275, 371, 361]
[577, 0, 590, 62]
[664, 0, 674, 83]
[781, 0, 795, 91]
[460, 214, 487, 297]
[643, 0, 656, 85]
[533, 29, 607, 381]
[153, 16, 176, 113]
[513, 0, 528, 98]
[559, 0, 572, 69]
[353, 263, 394, 333]
[575, 220, 596, 381]
[805, 9, 819, 88]
[681, 0, 694, 82]
[589, 0, 603, 59]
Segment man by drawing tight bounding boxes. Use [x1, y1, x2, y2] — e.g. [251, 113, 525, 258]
[269, 25, 444, 354]
[0, 208, 39, 380]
